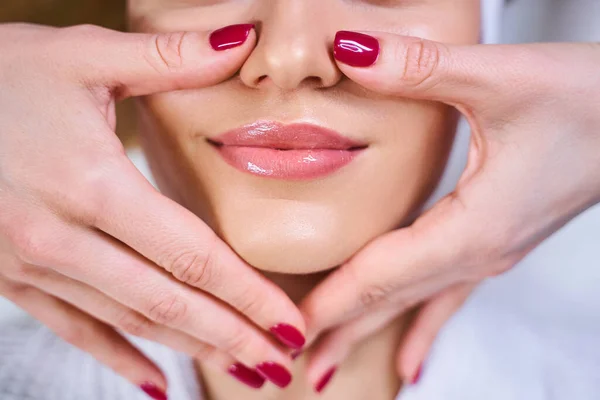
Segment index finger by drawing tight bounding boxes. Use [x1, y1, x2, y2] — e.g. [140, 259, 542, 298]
[92, 159, 306, 348]
[58, 24, 256, 98]
[332, 31, 540, 108]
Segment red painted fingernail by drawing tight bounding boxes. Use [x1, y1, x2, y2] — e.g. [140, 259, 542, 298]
[228, 363, 266, 389]
[270, 324, 306, 349]
[140, 382, 168, 400]
[291, 349, 303, 360]
[315, 366, 337, 393]
[255, 361, 292, 388]
[209, 24, 254, 51]
[334, 31, 380, 67]
[411, 364, 423, 385]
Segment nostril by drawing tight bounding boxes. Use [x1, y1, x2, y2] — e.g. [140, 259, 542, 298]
[304, 76, 324, 88]
[256, 75, 268, 86]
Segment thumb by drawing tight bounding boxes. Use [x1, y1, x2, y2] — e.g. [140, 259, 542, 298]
[332, 31, 518, 108]
[59, 24, 256, 98]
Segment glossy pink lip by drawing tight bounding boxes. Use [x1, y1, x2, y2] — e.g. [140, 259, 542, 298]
[209, 122, 366, 179]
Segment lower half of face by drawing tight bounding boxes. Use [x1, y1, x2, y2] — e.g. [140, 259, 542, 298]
[131, 0, 480, 274]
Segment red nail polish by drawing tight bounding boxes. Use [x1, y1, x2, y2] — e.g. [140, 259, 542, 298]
[255, 361, 292, 388]
[209, 24, 254, 51]
[412, 365, 423, 385]
[140, 382, 168, 400]
[334, 31, 380, 67]
[315, 366, 337, 393]
[270, 324, 306, 349]
[228, 363, 266, 389]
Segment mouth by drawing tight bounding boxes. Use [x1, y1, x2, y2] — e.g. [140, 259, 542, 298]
[208, 121, 367, 180]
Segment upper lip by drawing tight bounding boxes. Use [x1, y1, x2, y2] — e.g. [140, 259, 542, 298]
[209, 121, 367, 150]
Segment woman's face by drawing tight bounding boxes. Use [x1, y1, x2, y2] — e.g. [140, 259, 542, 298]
[129, 0, 480, 274]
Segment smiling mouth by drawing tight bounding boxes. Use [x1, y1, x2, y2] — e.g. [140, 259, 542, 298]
[208, 121, 367, 180]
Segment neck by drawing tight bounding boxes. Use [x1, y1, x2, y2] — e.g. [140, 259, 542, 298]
[195, 271, 406, 400]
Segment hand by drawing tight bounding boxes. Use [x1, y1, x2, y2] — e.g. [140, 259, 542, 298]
[301, 32, 600, 387]
[0, 23, 304, 393]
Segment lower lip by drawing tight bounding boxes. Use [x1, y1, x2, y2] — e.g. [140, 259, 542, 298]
[215, 146, 360, 179]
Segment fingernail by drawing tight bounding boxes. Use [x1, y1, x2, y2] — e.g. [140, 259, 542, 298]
[334, 31, 380, 67]
[209, 24, 254, 51]
[255, 361, 292, 388]
[411, 364, 423, 385]
[270, 323, 306, 349]
[315, 366, 337, 393]
[140, 382, 168, 400]
[291, 349, 303, 360]
[228, 363, 266, 389]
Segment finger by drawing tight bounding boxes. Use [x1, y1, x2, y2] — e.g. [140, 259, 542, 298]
[396, 283, 475, 384]
[332, 31, 532, 107]
[39, 224, 295, 387]
[0, 277, 168, 396]
[301, 193, 470, 340]
[16, 268, 267, 390]
[90, 159, 306, 349]
[60, 24, 256, 98]
[306, 306, 404, 394]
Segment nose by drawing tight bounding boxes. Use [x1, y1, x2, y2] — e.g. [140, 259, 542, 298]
[239, 1, 342, 90]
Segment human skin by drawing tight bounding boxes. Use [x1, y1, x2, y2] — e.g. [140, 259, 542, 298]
[128, 0, 480, 398]
[0, 22, 318, 398]
[302, 36, 600, 387]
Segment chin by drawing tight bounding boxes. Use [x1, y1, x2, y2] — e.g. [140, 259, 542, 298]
[216, 202, 372, 274]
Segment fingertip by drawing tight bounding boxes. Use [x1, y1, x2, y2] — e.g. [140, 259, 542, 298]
[209, 24, 255, 52]
[140, 381, 169, 400]
[333, 30, 380, 68]
[269, 323, 306, 350]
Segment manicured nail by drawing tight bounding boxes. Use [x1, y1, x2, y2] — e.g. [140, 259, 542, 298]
[140, 382, 168, 400]
[228, 363, 266, 389]
[209, 24, 254, 51]
[291, 349, 303, 360]
[411, 364, 423, 385]
[315, 366, 337, 393]
[270, 324, 306, 349]
[334, 31, 380, 67]
[255, 361, 292, 388]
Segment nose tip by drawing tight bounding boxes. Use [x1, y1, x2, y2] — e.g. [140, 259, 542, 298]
[255, 44, 326, 89]
[239, 26, 341, 90]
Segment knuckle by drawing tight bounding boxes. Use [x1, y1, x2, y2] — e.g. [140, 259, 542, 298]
[359, 282, 394, 308]
[62, 152, 126, 226]
[400, 39, 442, 88]
[220, 326, 254, 356]
[116, 311, 153, 338]
[234, 291, 265, 317]
[9, 226, 54, 265]
[167, 245, 219, 289]
[147, 31, 188, 72]
[192, 343, 216, 362]
[62, 24, 105, 38]
[4, 263, 37, 284]
[147, 293, 188, 327]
